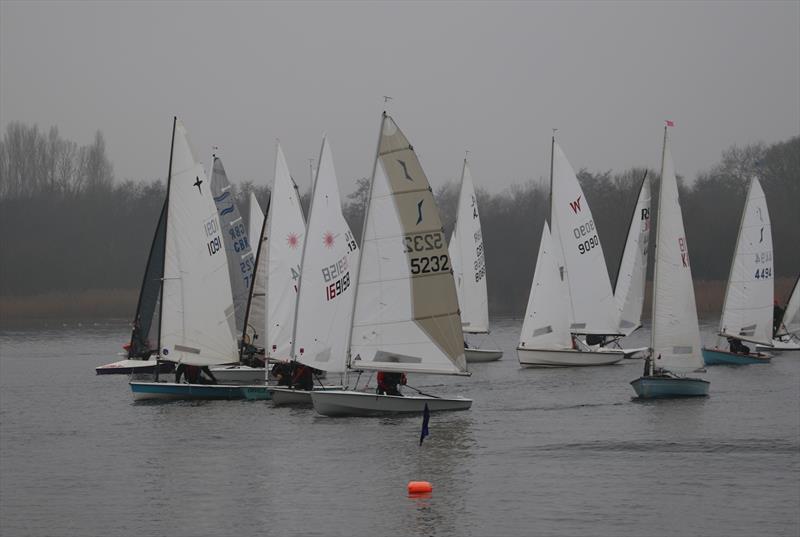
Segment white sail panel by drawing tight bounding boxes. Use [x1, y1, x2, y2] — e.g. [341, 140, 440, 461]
[160, 119, 238, 366]
[451, 160, 489, 334]
[614, 176, 651, 336]
[718, 178, 774, 345]
[651, 130, 703, 374]
[350, 114, 467, 375]
[293, 138, 359, 373]
[551, 142, 619, 335]
[246, 191, 266, 344]
[518, 223, 571, 349]
[264, 143, 306, 360]
[780, 276, 800, 336]
[210, 157, 255, 339]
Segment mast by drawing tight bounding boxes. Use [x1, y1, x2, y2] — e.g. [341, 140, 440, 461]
[239, 193, 271, 361]
[156, 116, 177, 359]
[548, 133, 555, 226]
[651, 125, 669, 355]
[345, 112, 386, 369]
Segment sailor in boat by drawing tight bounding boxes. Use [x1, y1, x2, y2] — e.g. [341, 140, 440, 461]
[271, 362, 293, 386]
[239, 333, 265, 368]
[175, 364, 218, 385]
[727, 337, 751, 355]
[376, 371, 407, 396]
[290, 364, 314, 391]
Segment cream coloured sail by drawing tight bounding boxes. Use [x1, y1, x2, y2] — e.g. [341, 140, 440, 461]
[450, 159, 489, 334]
[349, 114, 467, 375]
[518, 222, 571, 350]
[779, 276, 800, 336]
[613, 175, 651, 336]
[292, 137, 360, 373]
[159, 119, 238, 366]
[263, 143, 306, 360]
[718, 178, 774, 346]
[550, 142, 619, 335]
[651, 128, 703, 374]
[245, 191, 266, 342]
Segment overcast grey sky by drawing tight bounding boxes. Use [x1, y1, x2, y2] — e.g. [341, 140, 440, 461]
[1, 1, 798, 196]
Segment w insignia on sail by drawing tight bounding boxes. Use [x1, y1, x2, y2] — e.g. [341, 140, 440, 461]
[569, 195, 582, 214]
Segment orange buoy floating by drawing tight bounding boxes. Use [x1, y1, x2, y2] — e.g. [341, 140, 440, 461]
[407, 481, 433, 494]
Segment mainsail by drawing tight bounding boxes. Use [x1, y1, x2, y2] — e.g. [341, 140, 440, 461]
[718, 177, 774, 346]
[651, 127, 703, 374]
[449, 159, 489, 334]
[159, 118, 238, 366]
[550, 141, 619, 335]
[613, 175, 651, 336]
[292, 137, 360, 373]
[349, 113, 467, 375]
[248, 192, 264, 253]
[779, 275, 800, 336]
[518, 222, 571, 350]
[210, 156, 255, 339]
[243, 191, 267, 343]
[262, 143, 306, 360]
[128, 200, 167, 358]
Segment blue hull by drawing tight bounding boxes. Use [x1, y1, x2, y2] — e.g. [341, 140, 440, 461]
[130, 381, 247, 401]
[702, 347, 770, 366]
[240, 386, 272, 400]
[630, 376, 709, 399]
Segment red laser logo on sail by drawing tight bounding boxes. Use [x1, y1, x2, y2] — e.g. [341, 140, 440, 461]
[323, 231, 335, 248]
[287, 233, 299, 249]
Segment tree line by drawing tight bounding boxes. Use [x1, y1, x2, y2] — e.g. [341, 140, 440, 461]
[1, 122, 797, 317]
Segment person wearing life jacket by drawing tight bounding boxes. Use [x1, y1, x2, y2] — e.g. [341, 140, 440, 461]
[727, 337, 750, 355]
[376, 371, 407, 396]
[271, 362, 293, 386]
[290, 363, 314, 391]
[175, 364, 218, 384]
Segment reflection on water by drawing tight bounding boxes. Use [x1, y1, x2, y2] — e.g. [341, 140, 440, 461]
[0, 320, 798, 537]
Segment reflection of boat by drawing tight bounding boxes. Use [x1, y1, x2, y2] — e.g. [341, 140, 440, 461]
[758, 275, 800, 353]
[128, 118, 245, 400]
[449, 157, 502, 362]
[311, 113, 472, 416]
[702, 177, 773, 366]
[517, 137, 622, 367]
[630, 124, 708, 398]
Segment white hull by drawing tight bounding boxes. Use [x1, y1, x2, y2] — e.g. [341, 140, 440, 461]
[465, 347, 503, 362]
[209, 365, 266, 384]
[516, 347, 624, 367]
[620, 346, 649, 359]
[310, 390, 472, 417]
[269, 385, 346, 406]
[756, 337, 800, 353]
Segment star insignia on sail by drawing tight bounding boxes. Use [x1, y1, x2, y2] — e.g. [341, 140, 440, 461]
[323, 231, 335, 248]
[194, 176, 203, 194]
[416, 200, 424, 225]
[397, 160, 414, 181]
[287, 233, 299, 249]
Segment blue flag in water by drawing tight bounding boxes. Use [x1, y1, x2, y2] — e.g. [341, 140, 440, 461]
[419, 403, 430, 446]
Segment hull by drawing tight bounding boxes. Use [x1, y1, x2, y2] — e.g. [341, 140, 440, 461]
[269, 385, 347, 406]
[702, 347, 771, 366]
[465, 347, 503, 363]
[516, 347, 624, 367]
[130, 381, 247, 401]
[96, 358, 173, 376]
[240, 385, 272, 400]
[209, 365, 266, 384]
[621, 346, 649, 360]
[310, 390, 472, 417]
[630, 376, 709, 399]
[756, 337, 800, 353]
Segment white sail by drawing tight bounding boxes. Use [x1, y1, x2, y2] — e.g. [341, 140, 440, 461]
[263, 143, 306, 360]
[293, 138, 360, 373]
[551, 142, 619, 335]
[349, 114, 467, 375]
[718, 178, 774, 346]
[651, 128, 703, 374]
[160, 119, 238, 366]
[248, 192, 264, 253]
[613, 175, 651, 336]
[210, 156, 255, 339]
[450, 160, 489, 334]
[518, 222, 572, 350]
[245, 192, 266, 344]
[780, 276, 800, 336]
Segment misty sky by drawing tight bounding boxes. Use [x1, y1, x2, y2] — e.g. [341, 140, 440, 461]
[1, 1, 798, 197]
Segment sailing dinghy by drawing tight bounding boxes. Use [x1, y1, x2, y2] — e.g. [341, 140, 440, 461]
[449, 158, 502, 362]
[630, 124, 709, 398]
[610, 174, 652, 359]
[758, 275, 800, 353]
[310, 113, 472, 416]
[702, 178, 773, 365]
[129, 118, 247, 400]
[517, 137, 623, 366]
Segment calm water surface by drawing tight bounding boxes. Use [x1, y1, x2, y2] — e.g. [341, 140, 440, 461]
[1, 319, 798, 537]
